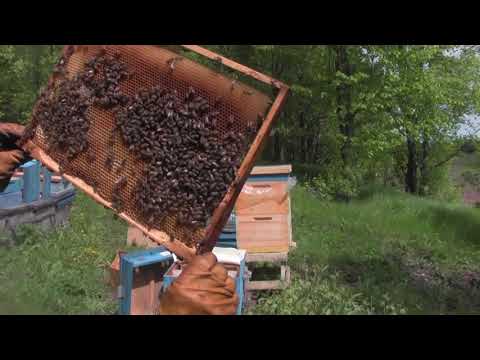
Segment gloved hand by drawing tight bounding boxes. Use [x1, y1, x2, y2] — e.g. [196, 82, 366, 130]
[0, 123, 31, 192]
[158, 252, 239, 315]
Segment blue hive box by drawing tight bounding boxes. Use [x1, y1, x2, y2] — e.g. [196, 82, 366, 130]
[119, 246, 174, 315]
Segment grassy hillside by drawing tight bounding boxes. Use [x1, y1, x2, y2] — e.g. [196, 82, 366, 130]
[253, 186, 480, 315]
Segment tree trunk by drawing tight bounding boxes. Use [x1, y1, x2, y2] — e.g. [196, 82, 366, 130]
[334, 45, 355, 167]
[405, 135, 418, 194]
[418, 136, 429, 196]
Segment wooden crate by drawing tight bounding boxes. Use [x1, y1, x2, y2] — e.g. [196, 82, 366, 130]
[116, 247, 174, 315]
[236, 165, 294, 253]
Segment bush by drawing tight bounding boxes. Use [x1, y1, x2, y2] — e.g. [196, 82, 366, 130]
[293, 163, 324, 182]
[305, 166, 363, 202]
[419, 163, 462, 203]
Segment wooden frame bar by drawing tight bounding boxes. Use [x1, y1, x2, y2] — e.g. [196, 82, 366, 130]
[181, 45, 287, 89]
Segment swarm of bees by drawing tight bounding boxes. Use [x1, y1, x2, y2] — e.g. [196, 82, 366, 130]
[116, 86, 255, 233]
[26, 48, 131, 161]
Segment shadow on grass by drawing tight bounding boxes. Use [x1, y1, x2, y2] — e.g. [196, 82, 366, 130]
[325, 251, 480, 315]
[429, 205, 480, 246]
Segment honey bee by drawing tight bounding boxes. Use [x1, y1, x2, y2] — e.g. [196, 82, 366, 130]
[167, 57, 183, 74]
[116, 159, 127, 174]
[105, 153, 114, 170]
[114, 176, 128, 189]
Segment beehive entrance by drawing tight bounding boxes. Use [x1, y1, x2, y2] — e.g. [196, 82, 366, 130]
[21, 45, 288, 255]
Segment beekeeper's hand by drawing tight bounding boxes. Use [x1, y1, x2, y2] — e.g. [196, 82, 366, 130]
[158, 252, 239, 315]
[0, 123, 31, 192]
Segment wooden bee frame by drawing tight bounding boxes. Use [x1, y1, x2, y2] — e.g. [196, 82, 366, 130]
[22, 45, 290, 260]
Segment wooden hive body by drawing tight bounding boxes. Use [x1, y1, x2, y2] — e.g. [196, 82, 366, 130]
[236, 165, 294, 254]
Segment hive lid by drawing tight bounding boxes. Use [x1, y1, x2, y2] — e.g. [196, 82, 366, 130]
[250, 165, 292, 176]
[213, 247, 246, 265]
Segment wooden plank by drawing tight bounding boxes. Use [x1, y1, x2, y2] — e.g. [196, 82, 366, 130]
[237, 214, 290, 254]
[251, 165, 293, 176]
[285, 266, 291, 284]
[242, 245, 290, 254]
[288, 197, 293, 247]
[246, 252, 288, 264]
[181, 45, 287, 89]
[247, 280, 286, 291]
[280, 266, 287, 282]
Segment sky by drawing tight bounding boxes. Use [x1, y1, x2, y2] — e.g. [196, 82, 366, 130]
[459, 114, 480, 137]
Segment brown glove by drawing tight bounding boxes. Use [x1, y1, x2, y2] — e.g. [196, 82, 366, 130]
[158, 252, 239, 315]
[0, 123, 31, 192]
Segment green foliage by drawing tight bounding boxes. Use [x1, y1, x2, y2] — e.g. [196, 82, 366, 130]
[306, 166, 363, 201]
[0, 45, 62, 123]
[427, 165, 463, 203]
[251, 266, 407, 315]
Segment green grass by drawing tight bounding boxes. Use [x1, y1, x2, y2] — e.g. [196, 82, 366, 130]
[0, 193, 127, 315]
[253, 186, 480, 315]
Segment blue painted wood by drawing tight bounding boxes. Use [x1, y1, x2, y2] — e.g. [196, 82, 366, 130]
[120, 256, 134, 316]
[0, 192, 23, 209]
[123, 247, 173, 268]
[119, 247, 173, 315]
[237, 260, 246, 315]
[216, 242, 237, 249]
[22, 161, 41, 203]
[1, 179, 23, 195]
[219, 232, 236, 241]
[42, 167, 52, 200]
[247, 174, 290, 182]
